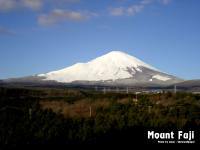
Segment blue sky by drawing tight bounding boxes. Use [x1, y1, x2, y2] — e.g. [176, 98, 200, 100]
[0, 0, 200, 80]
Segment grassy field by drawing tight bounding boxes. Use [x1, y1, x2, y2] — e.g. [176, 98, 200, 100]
[0, 87, 200, 145]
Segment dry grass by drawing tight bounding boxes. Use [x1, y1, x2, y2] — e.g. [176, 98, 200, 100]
[40, 98, 112, 118]
[117, 98, 130, 104]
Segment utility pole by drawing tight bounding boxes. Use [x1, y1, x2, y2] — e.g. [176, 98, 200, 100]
[148, 106, 152, 114]
[136, 92, 138, 101]
[174, 84, 177, 94]
[133, 92, 139, 104]
[29, 108, 32, 120]
[89, 106, 92, 118]
[126, 87, 129, 94]
[103, 87, 106, 94]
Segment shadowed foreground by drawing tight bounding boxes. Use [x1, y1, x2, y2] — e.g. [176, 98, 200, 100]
[0, 87, 200, 145]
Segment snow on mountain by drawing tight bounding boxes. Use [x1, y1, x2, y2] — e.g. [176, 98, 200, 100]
[38, 51, 173, 83]
[152, 75, 171, 81]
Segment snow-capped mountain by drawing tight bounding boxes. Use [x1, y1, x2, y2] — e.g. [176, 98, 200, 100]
[37, 51, 182, 85]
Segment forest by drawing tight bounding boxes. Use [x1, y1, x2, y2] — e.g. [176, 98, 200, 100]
[0, 87, 200, 145]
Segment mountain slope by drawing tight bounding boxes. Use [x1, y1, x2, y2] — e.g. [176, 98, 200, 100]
[37, 51, 182, 85]
[176, 80, 200, 88]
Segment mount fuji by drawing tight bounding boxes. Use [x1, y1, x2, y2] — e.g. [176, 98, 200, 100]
[3, 51, 183, 87]
[37, 51, 182, 86]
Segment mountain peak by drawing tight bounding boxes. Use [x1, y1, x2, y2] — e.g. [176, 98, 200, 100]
[89, 51, 159, 72]
[106, 50, 127, 55]
[38, 50, 178, 83]
[101, 50, 133, 58]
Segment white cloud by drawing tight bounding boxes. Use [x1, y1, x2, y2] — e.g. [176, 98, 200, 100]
[0, 0, 83, 12]
[21, 0, 43, 10]
[109, 7, 124, 16]
[38, 9, 95, 26]
[0, 0, 43, 11]
[109, 0, 172, 17]
[109, 4, 144, 16]
[127, 4, 144, 15]
[0, 0, 174, 27]
[0, 0, 17, 11]
[109, 1, 148, 17]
